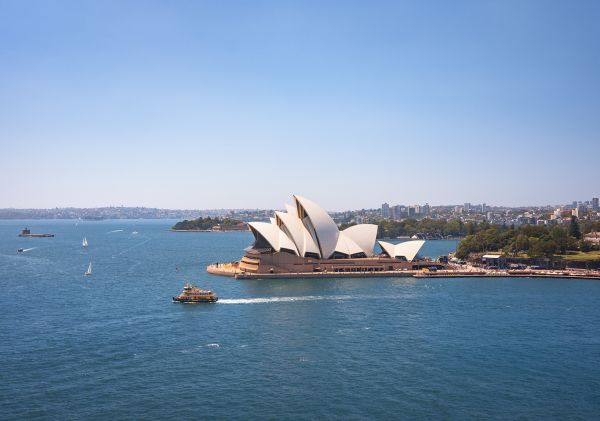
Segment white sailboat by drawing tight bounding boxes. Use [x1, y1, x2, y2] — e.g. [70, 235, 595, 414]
[82, 237, 88, 247]
[84, 261, 92, 276]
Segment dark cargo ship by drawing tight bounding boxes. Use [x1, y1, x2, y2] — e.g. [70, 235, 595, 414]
[18, 228, 54, 238]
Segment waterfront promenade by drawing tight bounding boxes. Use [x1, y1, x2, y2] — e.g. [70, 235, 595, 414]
[207, 262, 600, 280]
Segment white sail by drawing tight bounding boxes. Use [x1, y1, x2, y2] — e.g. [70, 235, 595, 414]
[84, 261, 92, 276]
[82, 237, 88, 247]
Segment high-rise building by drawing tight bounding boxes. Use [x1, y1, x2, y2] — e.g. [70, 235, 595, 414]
[481, 203, 486, 213]
[391, 205, 403, 221]
[381, 203, 390, 219]
[593, 197, 599, 211]
[422, 203, 430, 215]
[464, 203, 471, 213]
[572, 201, 578, 209]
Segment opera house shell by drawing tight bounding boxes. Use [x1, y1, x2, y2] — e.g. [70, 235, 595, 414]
[212, 195, 437, 277]
[248, 195, 377, 260]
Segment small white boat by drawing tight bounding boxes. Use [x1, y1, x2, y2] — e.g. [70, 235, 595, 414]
[132, 231, 139, 235]
[82, 237, 88, 247]
[84, 261, 92, 276]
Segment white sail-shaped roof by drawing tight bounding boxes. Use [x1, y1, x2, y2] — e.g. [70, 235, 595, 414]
[248, 221, 299, 255]
[377, 240, 425, 261]
[378, 241, 397, 259]
[294, 195, 339, 259]
[395, 240, 425, 261]
[301, 227, 321, 257]
[248, 222, 281, 251]
[334, 231, 365, 256]
[276, 207, 320, 258]
[247, 195, 379, 260]
[278, 229, 298, 255]
[275, 211, 301, 246]
[342, 224, 378, 257]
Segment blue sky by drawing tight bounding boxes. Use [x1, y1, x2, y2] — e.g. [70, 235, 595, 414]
[1, 0, 599, 210]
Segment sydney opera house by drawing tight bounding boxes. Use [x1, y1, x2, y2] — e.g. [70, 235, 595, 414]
[209, 195, 444, 278]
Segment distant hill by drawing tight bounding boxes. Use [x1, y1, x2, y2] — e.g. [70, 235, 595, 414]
[172, 217, 247, 231]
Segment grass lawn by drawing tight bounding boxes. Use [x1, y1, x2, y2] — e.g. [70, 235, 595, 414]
[558, 251, 600, 262]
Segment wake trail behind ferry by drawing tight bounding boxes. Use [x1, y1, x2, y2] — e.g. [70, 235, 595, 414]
[21, 247, 36, 252]
[219, 295, 355, 304]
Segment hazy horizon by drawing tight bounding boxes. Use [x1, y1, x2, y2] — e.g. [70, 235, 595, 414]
[0, 196, 596, 212]
[1, 1, 599, 210]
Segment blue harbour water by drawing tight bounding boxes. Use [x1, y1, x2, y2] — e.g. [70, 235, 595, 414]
[1, 220, 600, 419]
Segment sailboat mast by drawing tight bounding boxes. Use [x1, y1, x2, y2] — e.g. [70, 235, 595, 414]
[85, 261, 92, 276]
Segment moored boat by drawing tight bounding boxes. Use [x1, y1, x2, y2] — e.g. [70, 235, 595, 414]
[173, 283, 218, 303]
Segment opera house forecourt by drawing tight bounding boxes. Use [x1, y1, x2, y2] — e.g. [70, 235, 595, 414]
[208, 195, 444, 279]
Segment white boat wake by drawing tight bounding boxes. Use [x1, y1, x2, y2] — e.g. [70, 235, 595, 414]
[108, 229, 124, 233]
[112, 238, 151, 257]
[219, 295, 354, 304]
[20, 247, 36, 253]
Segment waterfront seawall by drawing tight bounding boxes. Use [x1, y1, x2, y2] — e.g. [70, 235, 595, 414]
[207, 263, 600, 280]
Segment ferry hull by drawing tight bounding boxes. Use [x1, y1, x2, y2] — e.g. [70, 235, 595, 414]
[172, 296, 218, 303]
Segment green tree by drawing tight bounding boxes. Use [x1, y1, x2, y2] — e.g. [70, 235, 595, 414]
[569, 216, 581, 239]
[466, 222, 477, 236]
[339, 222, 356, 230]
[580, 240, 592, 252]
[527, 237, 557, 258]
[513, 233, 530, 254]
[550, 226, 570, 253]
[443, 220, 461, 236]
[456, 235, 481, 259]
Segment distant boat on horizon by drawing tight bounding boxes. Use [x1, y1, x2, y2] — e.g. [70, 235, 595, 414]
[82, 237, 88, 247]
[84, 261, 92, 276]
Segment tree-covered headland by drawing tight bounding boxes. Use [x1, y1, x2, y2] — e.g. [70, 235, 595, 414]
[340, 218, 484, 239]
[455, 217, 600, 259]
[172, 217, 245, 231]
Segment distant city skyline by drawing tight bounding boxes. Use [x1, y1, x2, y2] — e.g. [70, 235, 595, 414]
[1, 1, 599, 210]
[1, 195, 598, 215]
